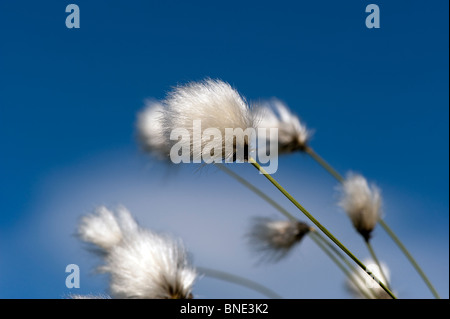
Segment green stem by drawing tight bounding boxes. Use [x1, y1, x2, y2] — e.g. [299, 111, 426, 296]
[248, 157, 396, 299]
[196, 266, 282, 299]
[304, 146, 344, 183]
[215, 163, 296, 221]
[365, 240, 390, 289]
[305, 146, 440, 299]
[313, 231, 373, 295]
[378, 219, 441, 299]
[309, 231, 375, 299]
[217, 163, 372, 297]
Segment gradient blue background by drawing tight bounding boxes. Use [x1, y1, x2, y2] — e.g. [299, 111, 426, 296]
[0, 0, 448, 299]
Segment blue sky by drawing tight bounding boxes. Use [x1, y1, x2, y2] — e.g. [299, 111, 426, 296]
[0, 0, 448, 299]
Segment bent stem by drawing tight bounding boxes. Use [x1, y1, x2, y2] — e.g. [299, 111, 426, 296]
[304, 146, 344, 183]
[215, 163, 295, 221]
[365, 240, 390, 289]
[305, 146, 440, 299]
[378, 219, 440, 299]
[309, 231, 376, 299]
[216, 163, 373, 297]
[312, 231, 375, 297]
[248, 157, 397, 299]
[196, 266, 282, 299]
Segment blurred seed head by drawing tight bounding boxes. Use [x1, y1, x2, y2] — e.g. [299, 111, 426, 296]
[338, 173, 382, 241]
[77, 205, 124, 252]
[247, 217, 311, 263]
[77, 206, 197, 299]
[346, 259, 392, 299]
[136, 100, 171, 160]
[254, 99, 311, 154]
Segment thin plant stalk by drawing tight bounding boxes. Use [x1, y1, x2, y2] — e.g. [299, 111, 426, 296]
[304, 146, 344, 183]
[196, 266, 282, 299]
[248, 157, 397, 299]
[309, 231, 376, 299]
[216, 163, 371, 296]
[304, 146, 440, 299]
[215, 163, 295, 221]
[312, 231, 373, 294]
[378, 219, 440, 299]
[365, 240, 390, 289]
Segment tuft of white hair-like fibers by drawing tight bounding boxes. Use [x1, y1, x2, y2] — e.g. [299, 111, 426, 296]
[136, 100, 171, 160]
[77, 206, 197, 299]
[338, 173, 382, 242]
[254, 99, 311, 154]
[247, 217, 311, 263]
[346, 259, 392, 299]
[162, 78, 255, 162]
[77, 206, 124, 251]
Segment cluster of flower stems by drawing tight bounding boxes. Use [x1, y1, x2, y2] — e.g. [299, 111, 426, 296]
[219, 150, 439, 299]
[76, 79, 440, 299]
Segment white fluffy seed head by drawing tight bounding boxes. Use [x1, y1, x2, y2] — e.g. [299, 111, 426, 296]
[338, 173, 382, 241]
[247, 217, 311, 263]
[103, 230, 196, 299]
[346, 259, 392, 299]
[136, 100, 171, 160]
[254, 99, 311, 154]
[77, 206, 123, 251]
[78, 206, 197, 299]
[162, 78, 255, 162]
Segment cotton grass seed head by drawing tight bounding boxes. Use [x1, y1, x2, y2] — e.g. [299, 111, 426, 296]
[78, 206, 197, 299]
[77, 205, 124, 252]
[247, 217, 311, 263]
[136, 100, 171, 160]
[254, 99, 311, 154]
[338, 173, 382, 241]
[162, 78, 255, 162]
[346, 259, 392, 299]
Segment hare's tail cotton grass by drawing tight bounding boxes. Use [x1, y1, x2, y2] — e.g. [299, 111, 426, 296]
[254, 99, 311, 154]
[346, 259, 392, 299]
[162, 78, 255, 162]
[77, 206, 197, 299]
[136, 100, 171, 160]
[247, 217, 311, 263]
[77, 206, 125, 252]
[338, 173, 382, 242]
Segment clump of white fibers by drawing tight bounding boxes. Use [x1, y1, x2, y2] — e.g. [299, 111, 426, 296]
[254, 99, 311, 154]
[78, 205, 123, 251]
[247, 217, 311, 263]
[77, 206, 197, 299]
[346, 259, 392, 299]
[162, 78, 255, 162]
[136, 100, 171, 160]
[338, 173, 382, 242]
